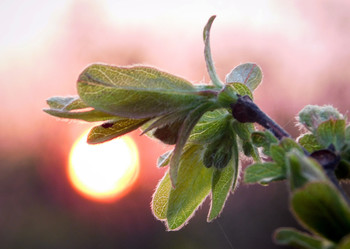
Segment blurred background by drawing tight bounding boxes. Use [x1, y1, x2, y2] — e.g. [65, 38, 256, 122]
[1, 0, 350, 248]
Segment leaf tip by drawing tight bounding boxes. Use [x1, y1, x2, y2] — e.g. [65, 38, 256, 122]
[203, 15, 217, 40]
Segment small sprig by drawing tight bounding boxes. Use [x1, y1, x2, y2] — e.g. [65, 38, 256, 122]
[44, 15, 350, 249]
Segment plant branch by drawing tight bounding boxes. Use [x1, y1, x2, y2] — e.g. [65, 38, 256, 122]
[230, 95, 350, 203]
[230, 95, 290, 140]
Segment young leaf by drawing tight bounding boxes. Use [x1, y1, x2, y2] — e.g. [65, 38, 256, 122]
[280, 137, 304, 153]
[141, 109, 187, 134]
[298, 133, 324, 153]
[270, 144, 286, 167]
[244, 162, 285, 184]
[203, 132, 235, 170]
[167, 145, 213, 230]
[157, 150, 173, 168]
[316, 119, 346, 151]
[298, 105, 343, 132]
[258, 138, 304, 177]
[189, 109, 231, 145]
[170, 102, 215, 186]
[44, 96, 117, 122]
[251, 130, 278, 156]
[77, 64, 212, 119]
[291, 182, 350, 242]
[232, 120, 251, 141]
[87, 118, 149, 144]
[286, 150, 327, 191]
[229, 83, 253, 100]
[275, 227, 335, 249]
[208, 166, 235, 222]
[225, 63, 263, 91]
[203, 15, 223, 88]
[208, 134, 239, 221]
[46, 96, 86, 110]
[152, 171, 172, 220]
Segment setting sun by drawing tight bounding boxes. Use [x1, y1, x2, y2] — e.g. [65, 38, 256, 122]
[68, 130, 139, 202]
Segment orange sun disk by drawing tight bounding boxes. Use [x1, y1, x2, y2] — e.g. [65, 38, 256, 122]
[68, 130, 140, 203]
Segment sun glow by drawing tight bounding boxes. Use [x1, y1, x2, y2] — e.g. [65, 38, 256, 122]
[68, 130, 139, 202]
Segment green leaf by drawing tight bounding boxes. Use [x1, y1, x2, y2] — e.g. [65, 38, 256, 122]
[208, 166, 235, 221]
[44, 96, 117, 122]
[280, 137, 304, 153]
[189, 109, 231, 144]
[241, 140, 260, 162]
[208, 135, 239, 221]
[232, 121, 251, 141]
[244, 162, 285, 184]
[287, 150, 327, 191]
[316, 119, 346, 151]
[203, 15, 223, 88]
[87, 118, 149, 144]
[230, 83, 253, 100]
[263, 138, 305, 179]
[170, 102, 215, 186]
[167, 145, 213, 230]
[291, 182, 350, 242]
[152, 171, 171, 220]
[77, 64, 212, 119]
[225, 63, 263, 91]
[203, 132, 235, 170]
[242, 140, 253, 156]
[275, 227, 335, 249]
[270, 144, 286, 167]
[157, 150, 173, 168]
[298, 133, 324, 153]
[251, 130, 278, 156]
[46, 96, 87, 110]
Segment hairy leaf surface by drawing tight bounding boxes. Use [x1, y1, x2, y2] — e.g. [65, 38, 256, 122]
[298, 134, 324, 153]
[152, 172, 172, 220]
[287, 150, 327, 191]
[170, 102, 215, 186]
[87, 118, 149, 144]
[208, 134, 239, 221]
[189, 109, 230, 144]
[244, 162, 285, 184]
[78, 64, 212, 119]
[316, 119, 346, 151]
[292, 182, 350, 242]
[167, 145, 213, 230]
[44, 96, 116, 122]
[225, 63, 263, 91]
[275, 228, 334, 249]
[157, 150, 173, 168]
